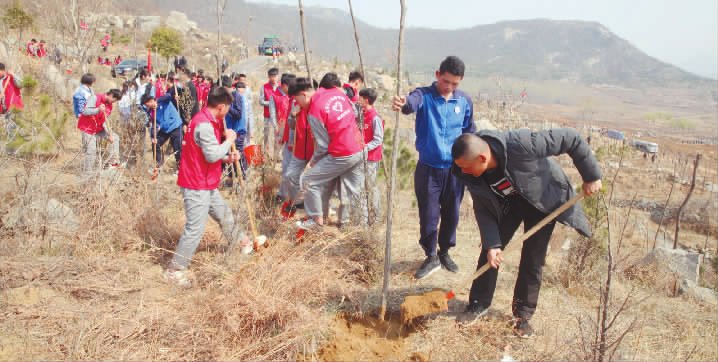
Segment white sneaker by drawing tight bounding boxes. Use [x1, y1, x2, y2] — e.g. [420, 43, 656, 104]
[163, 269, 191, 288]
[296, 218, 321, 231]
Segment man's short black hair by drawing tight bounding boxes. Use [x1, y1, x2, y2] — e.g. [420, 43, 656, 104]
[0, 63, 5, 71]
[141, 94, 155, 105]
[238, 73, 247, 78]
[451, 133, 479, 160]
[236, 82, 246, 89]
[288, 77, 315, 96]
[281, 73, 296, 85]
[348, 71, 364, 83]
[207, 86, 234, 107]
[439, 56, 465, 77]
[139, 69, 150, 79]
[221, 75, 232, 88]
[268, 68, 279, 76]
[358, 88, 378, 105]
[319, 72, 341, 89]
[107, 89, 122, 100]
[80, 73, 96, 86]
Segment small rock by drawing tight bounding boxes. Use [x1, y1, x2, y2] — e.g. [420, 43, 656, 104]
[641, 247, 703, 282]
[679, 279, 718, 306]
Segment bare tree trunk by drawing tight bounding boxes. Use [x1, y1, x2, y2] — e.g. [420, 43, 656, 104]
[297, 0, 313, 81]
[653, 163, 677, 249]
[347, 0, 366, 83]
[379, 0, 406, 322]
[674, 154, 701, 249]
[347, 0, 372, 224]
[216, 0, 227, 79]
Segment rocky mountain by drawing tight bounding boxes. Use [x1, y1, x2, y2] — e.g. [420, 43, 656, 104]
[116, 0, 708, 88]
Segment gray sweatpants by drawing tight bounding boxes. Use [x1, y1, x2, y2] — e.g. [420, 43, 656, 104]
[81, 130, 120, 176]
[285, 155, 309, 201]
[302, 152, 367, 225]
[278, 144, 292, 198]
[263, 118, 276, 160]
[171, 188, 247, 270]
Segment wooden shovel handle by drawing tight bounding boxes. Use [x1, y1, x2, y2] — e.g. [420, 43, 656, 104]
[470, 193, 585, 281]
[230, 142, 260, 241]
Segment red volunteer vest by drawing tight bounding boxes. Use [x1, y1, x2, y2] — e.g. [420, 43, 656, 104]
[77, 94, 111, 135]
[177, 108, 225, 190]
[262, 82, 281, 118]
[309, 87, 362, 158]
[1, 74, 24, 113]
[274, 91, 290, 142]
[362, 107, 384, 161]
[292, 107, 315, 161]
[281, 98, 296, 147]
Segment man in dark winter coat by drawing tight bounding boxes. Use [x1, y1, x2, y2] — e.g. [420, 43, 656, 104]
[451, 128, 602, 338]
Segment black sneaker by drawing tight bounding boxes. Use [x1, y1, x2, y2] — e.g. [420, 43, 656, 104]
[456, 301, 489, 324]
[438, 252, 459, 273]
[512, 318, 534, 338]
[414, 255, 441, 279]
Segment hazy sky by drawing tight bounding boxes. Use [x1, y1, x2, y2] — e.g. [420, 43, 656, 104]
[249, 0, 718, 79]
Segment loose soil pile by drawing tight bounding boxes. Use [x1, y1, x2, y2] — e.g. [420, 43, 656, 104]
[400, 289, 449, 324]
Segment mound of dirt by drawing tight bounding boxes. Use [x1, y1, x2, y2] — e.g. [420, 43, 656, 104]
[400, 289, 449, 324]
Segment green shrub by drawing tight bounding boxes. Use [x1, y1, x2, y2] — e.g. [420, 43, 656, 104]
[379, 127, 416, 190]
[4, 95, 69, 156]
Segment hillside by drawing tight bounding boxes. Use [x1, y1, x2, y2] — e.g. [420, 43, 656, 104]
[118, 0, 710, 88]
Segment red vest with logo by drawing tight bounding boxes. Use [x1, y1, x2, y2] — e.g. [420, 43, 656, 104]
[309, 87, 362, 158]
[77, 94, 111, 135]
[281, 98, 297, 147]
[262, 82, 281, 118]
[293, 107, 315, 161]
[274, 90, 290, 141]
[363, 107, 384, 161]
[1, 74, 24, 113]
[177, 109, 225, 190]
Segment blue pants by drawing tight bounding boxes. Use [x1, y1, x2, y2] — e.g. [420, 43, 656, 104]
[414, 162, 465, 257]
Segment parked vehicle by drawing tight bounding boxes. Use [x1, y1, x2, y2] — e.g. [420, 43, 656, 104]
[631, 139, 659, 153]
[111, 59, 148, 78]
[257, 36, 284, 56]
[604, 129, 625, 141]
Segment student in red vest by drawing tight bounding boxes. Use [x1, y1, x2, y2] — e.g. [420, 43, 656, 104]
[37, 40, 47, 58]
[26, 39, 38, 57]
[0, 62, 24, 137]
[274, 73, 295, 201]
[342, 70, 363, 104]
[258, 67, 281, 159]
[165, 87, 265, 287]
[281, 77, 317, 217]
[358, 88, 384, 223]
[296, 73, 367, 230]
[77, 88, 122, 175]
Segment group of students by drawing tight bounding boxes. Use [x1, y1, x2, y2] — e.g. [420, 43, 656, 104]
[97, 55, 122, 66]
[25, 39, 48, 58]
[68, 54, 604, 338]
[254, 67, 385, 229]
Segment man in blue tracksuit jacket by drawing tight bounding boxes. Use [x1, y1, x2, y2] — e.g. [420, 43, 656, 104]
[222, 76, 248, 181]
[141, 93, 183, 170]
[392, 56, 476, 279]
